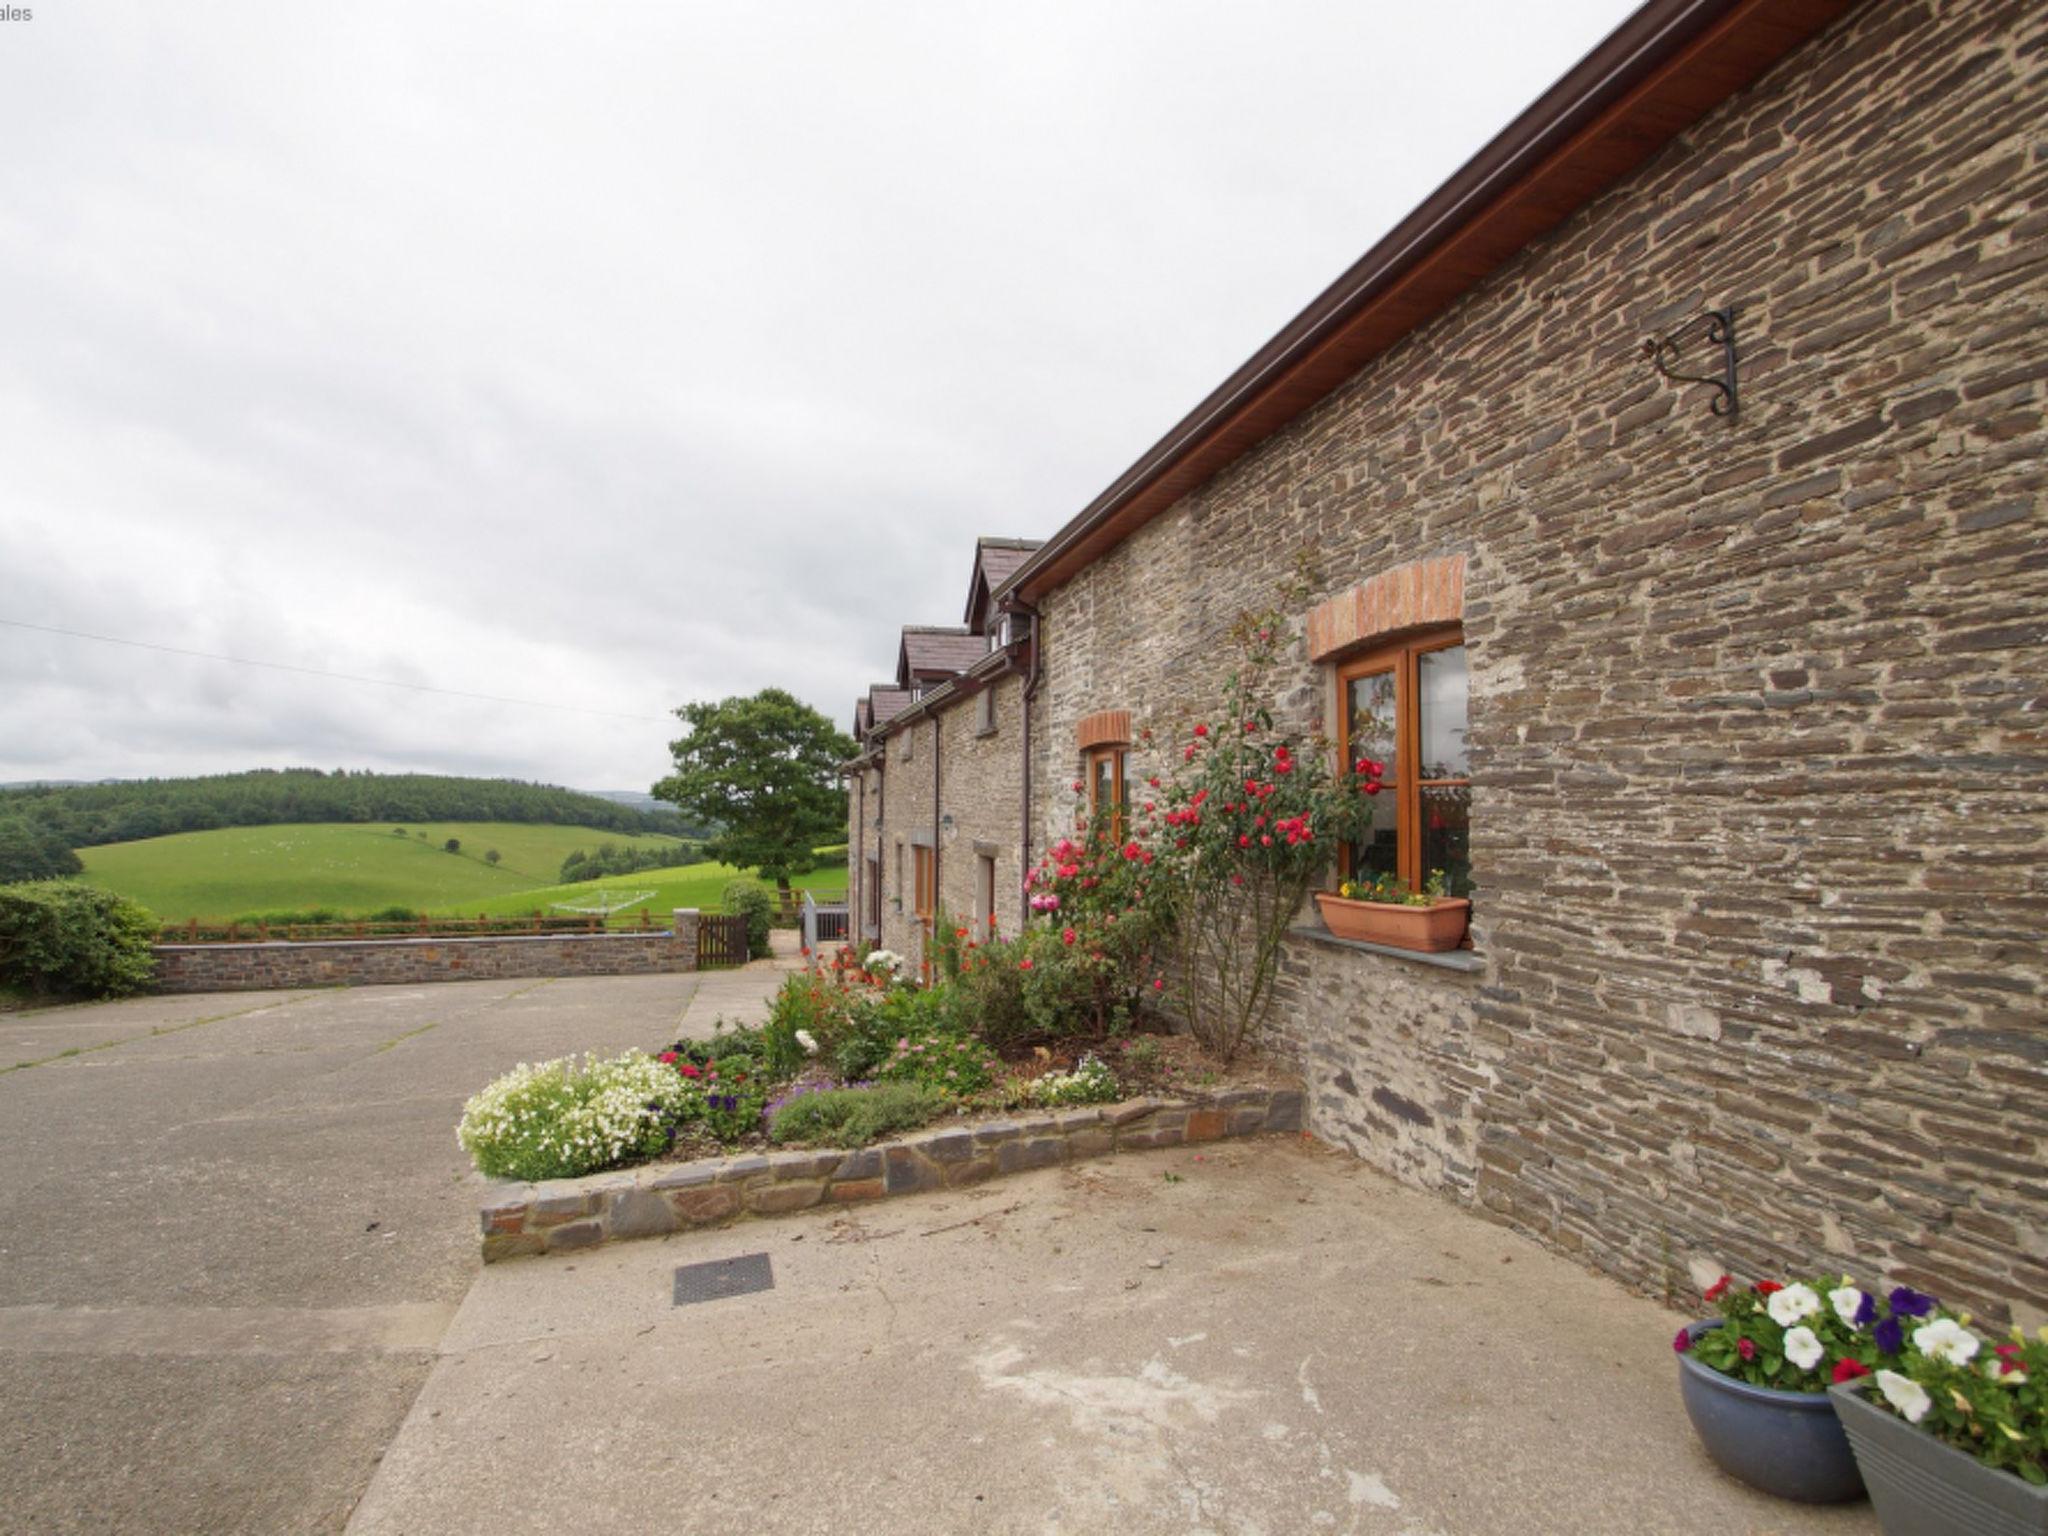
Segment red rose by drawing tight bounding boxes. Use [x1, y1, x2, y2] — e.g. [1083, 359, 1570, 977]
[1831, 1359, 1871, 1384]
[1704, 1275, 1731, 1302]
[1062, 928, 1076, 946]
[1738, 1338, 1757, 1362]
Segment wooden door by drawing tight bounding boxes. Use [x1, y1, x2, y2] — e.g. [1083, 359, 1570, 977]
[913, 845, 936, 976]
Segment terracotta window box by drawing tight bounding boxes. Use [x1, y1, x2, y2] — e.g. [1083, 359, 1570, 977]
[1313, 892, 1471, 953]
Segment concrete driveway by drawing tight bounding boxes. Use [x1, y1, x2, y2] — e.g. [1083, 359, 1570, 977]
[351, 1139, 1880, 1536]
[0, 971, 718, 1535]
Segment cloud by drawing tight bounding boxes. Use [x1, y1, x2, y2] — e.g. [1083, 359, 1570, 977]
[0, 0, 1636, 789]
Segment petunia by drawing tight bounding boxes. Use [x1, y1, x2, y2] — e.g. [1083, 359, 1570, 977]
[1831, 1358, 1871, 1384]
[1873, 1316, 1904, 1355]
[1911, 1317, 1980, 1366]
[1704, 1275, 1731, 1302]
[1829, 1286, 1867, 1328]
[1876, 1369, 1932, 1424]
[1673, 1328, 1692, 1354]
[1888, 1286, 1937, 1319]
[1737, 1337, 1757, 1362]
[1784, 1326, 1825, 1372]
[1766, 1283, 1823, 1328]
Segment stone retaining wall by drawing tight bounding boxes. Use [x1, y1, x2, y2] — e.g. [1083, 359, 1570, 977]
[479, 1085, 1304, 1261]
[155, 910, 702, 993]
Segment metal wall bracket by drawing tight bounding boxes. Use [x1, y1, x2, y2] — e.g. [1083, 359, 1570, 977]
[1644, 306, 1738, 421]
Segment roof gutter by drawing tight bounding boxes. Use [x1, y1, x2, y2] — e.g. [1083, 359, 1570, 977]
[994, 0, 1859, 604]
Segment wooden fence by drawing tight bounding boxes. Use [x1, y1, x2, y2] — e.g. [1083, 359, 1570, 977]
[159, 910, 673, 945]
[697, 914, 749, 969]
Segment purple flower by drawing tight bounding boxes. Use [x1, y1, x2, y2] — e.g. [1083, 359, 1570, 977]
[1888, 1286, 1936, 1319]
[1853, 1291, 1876, 1327]
[1873, 1316, 1904, 1355]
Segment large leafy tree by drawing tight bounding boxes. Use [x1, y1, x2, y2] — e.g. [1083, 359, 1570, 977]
[654, 689, 853, 894]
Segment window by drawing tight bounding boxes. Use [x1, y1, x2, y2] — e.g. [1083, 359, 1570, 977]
[1335, 629, 1470, 896]
[894, 842, 904, 909]
[865, 856, 882, 934]
[1086, 746, 1126, 838]
[975, 686, 996, 735]
[899, 727, 913, 762]
[975, 854, 997, 941]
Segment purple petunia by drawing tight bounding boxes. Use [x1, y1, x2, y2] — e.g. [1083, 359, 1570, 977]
[1853, 1291, 1876, 1327]
[1873, 1315, 1904, 1355]
[1888, 1286, 1937, 1319]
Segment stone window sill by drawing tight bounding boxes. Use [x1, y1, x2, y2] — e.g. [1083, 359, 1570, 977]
[973, 726, 998, 740]
[1285, 924, 1484, 974]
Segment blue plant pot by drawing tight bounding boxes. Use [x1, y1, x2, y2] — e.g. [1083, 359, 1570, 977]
[1677, 1320, 1866, 1503]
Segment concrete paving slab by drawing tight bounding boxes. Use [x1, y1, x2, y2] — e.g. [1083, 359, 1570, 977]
[0, 962, 788, 1533]
[350, 1139, 1881, 1536]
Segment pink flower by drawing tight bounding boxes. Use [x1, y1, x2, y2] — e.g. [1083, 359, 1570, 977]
[1062, 927, 1076, 946]
[1019, 958, 1034, 971]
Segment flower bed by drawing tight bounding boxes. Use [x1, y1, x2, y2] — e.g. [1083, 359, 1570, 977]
[476, 1083, 1305, 1262]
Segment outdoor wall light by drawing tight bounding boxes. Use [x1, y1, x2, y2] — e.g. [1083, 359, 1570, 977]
[1643, 306, 1737, 421]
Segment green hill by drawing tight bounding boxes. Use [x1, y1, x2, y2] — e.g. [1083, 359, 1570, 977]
[437, 859, 847, 925]
[76, 822, 686, 922]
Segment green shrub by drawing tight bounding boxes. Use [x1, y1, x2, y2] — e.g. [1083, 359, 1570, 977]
[457, 1051, 696, 1181]
[722, 879, 775, 958]
[0, 881, 158, 998]
[767, 1083, 945, 1147]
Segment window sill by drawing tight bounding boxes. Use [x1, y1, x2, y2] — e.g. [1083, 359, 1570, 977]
[1285, 924, 1484, 974]
[973, 726, 998, 740]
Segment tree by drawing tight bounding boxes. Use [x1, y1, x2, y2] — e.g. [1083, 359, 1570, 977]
[0, 819, 83, 883]
[484, 849, 501, 865]
[655, 689, 853, 895]
[444, 837, 462, 854]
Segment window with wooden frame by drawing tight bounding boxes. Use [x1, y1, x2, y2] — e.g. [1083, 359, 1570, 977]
[1085, 745, 1126, 839]
[1334, 627, 1471, 897]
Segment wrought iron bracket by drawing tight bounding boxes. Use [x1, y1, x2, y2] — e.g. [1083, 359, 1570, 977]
[1643, 306, 1738, 421]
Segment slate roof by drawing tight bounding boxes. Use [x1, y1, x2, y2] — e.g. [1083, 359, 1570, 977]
[898, 625, 987, 682]
[964, 537, 1044, 628]
[867, 686, 914, 728]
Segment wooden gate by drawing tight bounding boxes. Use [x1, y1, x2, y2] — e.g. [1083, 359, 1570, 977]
[697, 914, 749, 969]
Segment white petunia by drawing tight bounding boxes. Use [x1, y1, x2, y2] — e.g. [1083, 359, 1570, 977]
[1829, 1286, 1867, 1328]
[1912, 1317, 1980, 1366]
[1876, 1369, 1932, 1424]
[1766, 1283, 1823, 1328]
[1784, 1326, 1825, 1372]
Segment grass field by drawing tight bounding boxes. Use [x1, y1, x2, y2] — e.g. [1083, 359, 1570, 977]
[433, 860, 846, 925]
[75, 823, 687, 921]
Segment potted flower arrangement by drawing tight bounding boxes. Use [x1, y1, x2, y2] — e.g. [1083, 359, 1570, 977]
[1672, 1273, 1871, 1502]
[1829, 1308, 2046, 1534]
[1312, 867, 1470, 953]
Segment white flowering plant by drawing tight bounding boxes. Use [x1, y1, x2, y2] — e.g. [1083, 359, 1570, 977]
[1857, 1315, 2046, 1486]
[457, 1051, 697, 1182]
[1019, 1053, 1121, 1107]
[1679, 1274, 1871, 1391]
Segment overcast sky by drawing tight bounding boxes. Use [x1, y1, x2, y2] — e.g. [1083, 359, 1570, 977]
[0, 0, 1636, 792]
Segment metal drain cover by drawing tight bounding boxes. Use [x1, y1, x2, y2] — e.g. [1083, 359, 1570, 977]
[673, 1252, 773, 1306]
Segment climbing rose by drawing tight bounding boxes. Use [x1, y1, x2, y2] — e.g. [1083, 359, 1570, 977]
[1193, 723, 1208, 737]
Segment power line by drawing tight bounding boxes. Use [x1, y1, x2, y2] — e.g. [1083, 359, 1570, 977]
[0, 617, 670, 724]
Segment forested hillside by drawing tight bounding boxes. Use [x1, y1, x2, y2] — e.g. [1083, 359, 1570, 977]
[0, 769, 697, 852]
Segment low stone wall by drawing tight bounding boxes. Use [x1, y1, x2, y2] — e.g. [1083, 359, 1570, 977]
[155, 910, 702, 993]
[479, 1085, 1305, 1262]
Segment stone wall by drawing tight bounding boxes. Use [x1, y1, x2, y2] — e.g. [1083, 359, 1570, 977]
[879, 714, 937, 961]
[480, 1084, 1304, 1261]
[938, 674, 1027, 941]
[1030, 0, 2048, 1321]
[155, 912, 701, 993]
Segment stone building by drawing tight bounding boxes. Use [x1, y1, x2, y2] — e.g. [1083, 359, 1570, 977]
[847, 539, 1040, 967]
[843, 0, 2045, 1320]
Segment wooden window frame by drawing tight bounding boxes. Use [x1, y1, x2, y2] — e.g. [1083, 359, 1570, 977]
[1333, 625, 1467, 893]
[1085, 745, 1126, 841]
